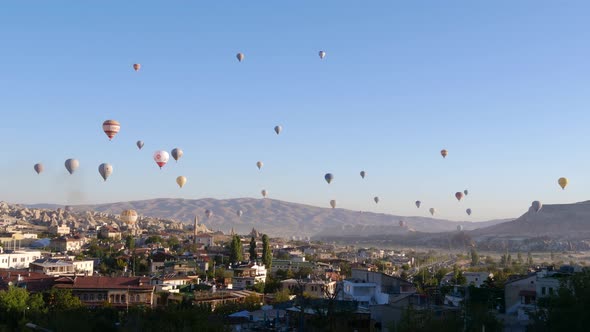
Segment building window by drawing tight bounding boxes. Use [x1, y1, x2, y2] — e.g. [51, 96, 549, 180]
[116, 295, 120, 303]
[122, 295, 126, 303]
[12, 258, 16, 263]
[541, 287, 546, 296]
[83, 294, 88, 301]
[110, 295, 114, 303]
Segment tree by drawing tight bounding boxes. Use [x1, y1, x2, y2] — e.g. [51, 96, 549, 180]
[167, 236, 180, 249]
[527, 252, 534, 266]
[262, 234, 272, 270]
[145, 235, 162, 245]
[274, 288, 291, 303]
[249, 236, 257, 262]
[229, 235, 243, 264]
[470, 248, 480, 266]
[125, 235, 136, 251]
[0, 286, 29, 313]
[517, 252, 523, 265]
[47, 289, 83, 311]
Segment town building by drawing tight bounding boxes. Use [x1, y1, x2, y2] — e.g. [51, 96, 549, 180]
[280, 278, 337, 299]
[232, 262, 267, 290]
[0, 250, 42, 269]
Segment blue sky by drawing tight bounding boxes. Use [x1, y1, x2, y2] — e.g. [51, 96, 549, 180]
[1, 1, 589, 221]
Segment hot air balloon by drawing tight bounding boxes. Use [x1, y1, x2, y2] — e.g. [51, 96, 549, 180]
[65, 159, 79, 175]
[34, 163, 43, 174]
[274, 125, 282, 135]
[558, 177, 568, 190]
[466, 208, 472, 216]
[457, 225, 463, 231]
[261, 189, 268, 198]
[399, 220, 405, 227]
[455, 192, 464, 201]
[236, 53, 244, 62]
[429, 208, 436, 216]
[153, 151, 170, 169]
[98, 163, 113, 181]
[205, 210, 213, 219]
[319, 51, 326, 59]
[532, 201, 542, 213]
[121, 210, 138, 225]
[415, 201, 421, 208]
[102, 120, 121, 141]
[237, 210, 243, 218]
[133, 64, 141, 71]
[464, 189, 469, 196]
[330, 200, 336, 209]
[441, 149, 448, 158]
[360, 171, 366, 179]
[374, 197, 380, 204]
[176, 176, 187, 188]
[171, 148, 183, 162]
[136, 141, 144, 150]
[256, 161, 263, 170]
[324, 173, 334, 184]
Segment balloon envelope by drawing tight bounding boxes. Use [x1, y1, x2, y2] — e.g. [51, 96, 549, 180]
[319, 51, 326, 59]
[429, 208, 435, 216]
[237, 210, 243, 218]
[455, 192, 464, 201]
[121, 210, 138, 224]
[171, 148, 183, 162]
[415, 201, 421, 208]
[176, 176, 187, 188]
[236, 53, 244, 62]
[374, 197, 380, 204]
[457, 225, 463, 231]
[399, 220, 405, 227]
[256, 161, 263, 170]
[466, 208, 472, 216]
[98, 163, 113, 181]
[34, 163, 43, 174]
[153, 151, 170, 169]
[330, 200, 336, 209]
[261, 190, 268, 198]
[65, 159, 79, 175]
[136, 141, 144, 150]
[558, 177, 568, 190]
[102, 120, 121, 140]
[360, 171, 366, 179]
[205, 210, 213, 219]
[441, 149, 448, 158]
[464, 189, 469, 196]
[133, 64, 141, 71]
[274, 126, 282, 135]
[324, 173, 334, 184]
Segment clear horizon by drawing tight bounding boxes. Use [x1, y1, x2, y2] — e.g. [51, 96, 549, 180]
[1, 1, 589, 222]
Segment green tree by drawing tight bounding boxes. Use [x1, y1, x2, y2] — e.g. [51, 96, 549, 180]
[249, 236, 257, 261]
[274, 288, 291, 303]
[470, 248, 480, 266]
[145, 235, 162, 245]
[0, 286, 29, 312]
[262, 234, 272, 270]
[125, 235, 136, 251]
[229, 235, 243, 264]
[47, 289, 83, 311]
[167, 236, 180, 249]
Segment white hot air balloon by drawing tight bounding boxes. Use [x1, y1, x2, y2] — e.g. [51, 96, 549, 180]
[153, 150, 170, 169]
[330, 200, 336, 209]
[98, 163, 113, 181]
[429, 208, 436, 216]
[318, 51, 326, 59]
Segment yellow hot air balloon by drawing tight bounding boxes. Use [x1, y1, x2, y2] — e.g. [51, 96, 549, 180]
[176, 176, 187, 188]
[121, 210, 138, 225]
[558, 177, 568, 190]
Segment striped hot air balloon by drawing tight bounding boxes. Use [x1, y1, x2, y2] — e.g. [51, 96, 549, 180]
[102, 120, 121, 140]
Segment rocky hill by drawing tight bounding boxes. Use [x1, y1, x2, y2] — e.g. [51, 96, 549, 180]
[29, 198, 506, 238]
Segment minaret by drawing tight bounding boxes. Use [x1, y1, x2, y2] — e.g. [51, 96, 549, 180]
[198, 216, 199, 243]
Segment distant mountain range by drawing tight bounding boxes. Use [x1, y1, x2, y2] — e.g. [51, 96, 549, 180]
[27, 198, 507, 238]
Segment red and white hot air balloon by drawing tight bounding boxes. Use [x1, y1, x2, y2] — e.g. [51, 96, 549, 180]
[102, 120, 121, 141]
[153, 150, 170, 169]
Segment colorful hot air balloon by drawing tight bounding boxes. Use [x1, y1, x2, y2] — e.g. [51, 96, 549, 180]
[330, 200, 336, 209]
[360, 171, 366, 179]
[236, 53, 244, 62]
[121, 210, 138, 225]
[558, 177, 568, 190]
[176, 176, 187, 188]
[429, 208, 436, 216]
[133, 64, 141, 71]
[374, 196, 380, 204]
[237, 210, 243, 218]
[65, 159, 79, 175]
[153, 150, 170, 169]
[205, 210, 213, 219]
[98, 163, 113, 181]
[464, 189, 469, 196]
[136, 141, 144, 150]
[457, 225, 463, 231]
[466, 208, 472, 216]
[319, 51, 326, 59]
[171, 148, 183, 162]
[102, 120, 121, 141]
[324, 173, 334, 184]
[532, 201, 543, 213]
[455, 192, 464, 201]
[34, 163, 43, 175]
[274, 125, 282, 135]
[415, 201, 421, 208]
[441, 149, 448, 158]
[256, 161, 263, 170]
[261, 189, 268, 198]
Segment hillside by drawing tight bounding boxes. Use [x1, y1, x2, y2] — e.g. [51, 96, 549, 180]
[28, 198, 505, 238]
